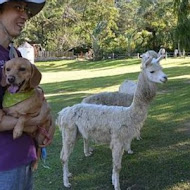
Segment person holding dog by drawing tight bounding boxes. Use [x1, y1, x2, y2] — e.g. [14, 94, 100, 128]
[0, 0, 55, 189]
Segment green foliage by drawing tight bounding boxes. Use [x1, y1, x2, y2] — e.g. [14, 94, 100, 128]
[16, 0, 64, 50]
[173, 0, 190, 50]
[15, 0, 187, 54]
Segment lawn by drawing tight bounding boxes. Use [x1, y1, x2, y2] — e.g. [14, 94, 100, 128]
[34, 57, 190, 190]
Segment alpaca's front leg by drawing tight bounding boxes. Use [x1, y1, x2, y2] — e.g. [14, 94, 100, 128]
[111, 141, 124, 190]
[63, 161, 71, 188]
[61, 143, 71, 188]
[61, 127, 77, 188]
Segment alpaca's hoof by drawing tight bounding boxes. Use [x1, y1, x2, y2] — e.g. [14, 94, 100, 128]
[64, 182, 71, 188]
[127, 150, 134, 154]
[112, 175, 115, 186]
[85, 147, 94, 157]
[85, 151, 93, 157]
[136, 136, 142, 141]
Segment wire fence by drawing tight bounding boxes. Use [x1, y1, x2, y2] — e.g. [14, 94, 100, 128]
[35, 50, 190, 61]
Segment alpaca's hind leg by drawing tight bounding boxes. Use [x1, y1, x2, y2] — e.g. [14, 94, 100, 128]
[124, 139, 133, 154]
[111, 141, 124, 190]
[61, 127, 77, 188]
[125, 142, 133, 154]
[83, 138, 93, 157]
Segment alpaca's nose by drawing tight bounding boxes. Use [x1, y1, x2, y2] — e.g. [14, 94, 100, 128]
[163, 76, 168, 82]
[8, 76, 15, 84]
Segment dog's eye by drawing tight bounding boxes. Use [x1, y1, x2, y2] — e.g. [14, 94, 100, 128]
[150, 71, 155, 73]
[6, 68, 10, 72]
[19, 67, 26, 71]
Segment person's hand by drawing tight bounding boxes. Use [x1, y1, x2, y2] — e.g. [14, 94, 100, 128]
[38, 116, 55, 147]
[25, 99, 55, 147]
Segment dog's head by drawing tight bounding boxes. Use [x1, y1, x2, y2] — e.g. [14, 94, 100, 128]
[1, 57, 42, 93]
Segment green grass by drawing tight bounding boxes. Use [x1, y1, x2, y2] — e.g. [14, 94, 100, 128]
[34, 57, 190, 190]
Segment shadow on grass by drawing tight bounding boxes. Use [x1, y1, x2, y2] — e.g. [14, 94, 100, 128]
[40, 72, 139, 95]
[37, 59, 141, 72]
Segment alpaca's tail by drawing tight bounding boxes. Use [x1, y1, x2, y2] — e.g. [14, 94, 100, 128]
[56, 106, 72, 131]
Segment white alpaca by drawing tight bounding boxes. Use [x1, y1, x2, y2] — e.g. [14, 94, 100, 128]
[82, 50, 162, 154]
[82, 91, 134, 107]
[56, 54, 167, 190]
[82, 91, 134, 154]
[118, 80, 137, 95]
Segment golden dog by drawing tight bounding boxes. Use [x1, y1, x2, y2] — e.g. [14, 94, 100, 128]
[0, 57, 54, 170]
[0, 57, 51, 142]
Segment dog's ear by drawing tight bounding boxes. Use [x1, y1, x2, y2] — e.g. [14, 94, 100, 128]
[30, 64, 42, 88]
[0, 66, 7, 87]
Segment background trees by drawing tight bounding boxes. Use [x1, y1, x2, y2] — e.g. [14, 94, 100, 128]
[174, 0, 190, 51]
[17, 0, 189, 59]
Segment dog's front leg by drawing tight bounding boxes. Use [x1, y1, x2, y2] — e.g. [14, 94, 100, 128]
[0, 109, 5, 121]
[13, 115, 27, 139]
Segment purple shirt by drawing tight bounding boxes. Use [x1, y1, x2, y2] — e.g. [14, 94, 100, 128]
[0, 45, 37, 171]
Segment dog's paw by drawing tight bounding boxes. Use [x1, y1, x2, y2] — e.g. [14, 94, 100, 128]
[13, 129, 23, 139]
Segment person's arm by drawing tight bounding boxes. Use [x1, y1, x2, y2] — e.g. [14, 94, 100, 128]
[0, 98, 47, 132]
[0, 115, 17, 131]
[0, 98, 55, 146]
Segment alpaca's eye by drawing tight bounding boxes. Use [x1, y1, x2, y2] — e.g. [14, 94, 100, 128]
[6, 68, 10, 72]
[150, 71, 155, 73]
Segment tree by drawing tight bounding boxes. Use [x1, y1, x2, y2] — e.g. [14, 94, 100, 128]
[16, 0, 64, 50]
[173, 0, 190, 50]
[62, 0, 119, 60]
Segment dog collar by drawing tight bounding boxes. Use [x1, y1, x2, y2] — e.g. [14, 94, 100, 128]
[3, 89, 35, 108]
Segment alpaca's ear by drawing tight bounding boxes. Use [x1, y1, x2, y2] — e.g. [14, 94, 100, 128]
[30, 64, 42, 88]
[142, 56, 152, 68]
[140, 53, 145, 58]
[155, 55, 164, 63]
[0, 66, 7, 87]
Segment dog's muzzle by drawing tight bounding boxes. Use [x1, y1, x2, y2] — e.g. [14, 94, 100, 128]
[7, 75, 15, 84]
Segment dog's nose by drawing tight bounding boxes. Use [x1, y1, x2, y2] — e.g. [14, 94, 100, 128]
[8, 76, 15, 84]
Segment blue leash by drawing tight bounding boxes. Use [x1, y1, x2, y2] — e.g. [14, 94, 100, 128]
[41, 148, 50, 169]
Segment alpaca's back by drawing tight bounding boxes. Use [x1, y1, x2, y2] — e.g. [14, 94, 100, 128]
[57, 103, 137, 143]
[119, 80, 137, 95]
[82, 92, 134, 107]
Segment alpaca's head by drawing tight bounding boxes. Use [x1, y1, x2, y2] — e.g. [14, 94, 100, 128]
[141, 52, 167, 84]
[141, 50, 165, 64]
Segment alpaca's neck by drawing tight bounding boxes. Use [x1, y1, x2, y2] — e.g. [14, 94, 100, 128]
[130, 71, 157, 117]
